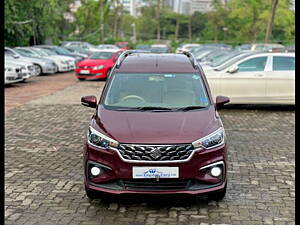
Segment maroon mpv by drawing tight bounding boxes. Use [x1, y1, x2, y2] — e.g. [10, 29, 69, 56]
[81, 51, 230, 200]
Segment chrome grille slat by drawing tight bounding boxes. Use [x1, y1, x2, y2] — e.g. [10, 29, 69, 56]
[117, 144, 194, 162]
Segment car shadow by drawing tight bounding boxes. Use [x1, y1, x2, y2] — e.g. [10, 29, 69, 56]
[220, 104, 295, 111]
[91, 193, 212, 207]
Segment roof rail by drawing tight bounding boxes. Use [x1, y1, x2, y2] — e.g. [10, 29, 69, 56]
[115, 50, 150, 69]
[182, 51, 199, 70]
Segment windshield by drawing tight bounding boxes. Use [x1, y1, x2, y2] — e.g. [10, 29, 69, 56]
[41, 48, 57, 55]
[215, 52, 255, 71]
[210, 51, 242, 67]
[56, 47, 72, 54]
[193, 48, 214, 58]
[15, 49, 35, 57]
[104, 73, 210, 110]
[31, 48, 51, 56]
[89, 51, 114, 59]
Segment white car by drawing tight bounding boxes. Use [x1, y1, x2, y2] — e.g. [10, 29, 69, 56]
[204, 52, 295, 104]
[5, 47, 57, 75]
[176, 44, 202, 53]
[33, 47, 76, 71]
[97, 44, 119, 50]
[15, 47, 75, 72]
[5, 61, 24, 84]
[5, 56, 38, 79]
[61, 41, 100, 54]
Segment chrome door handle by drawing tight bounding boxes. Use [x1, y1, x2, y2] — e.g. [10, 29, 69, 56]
[255, 74, 264, 77]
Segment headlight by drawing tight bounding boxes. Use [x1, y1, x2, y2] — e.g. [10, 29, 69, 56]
[93, 65, 104, 70]
[87, 126, 119, 149]
[5, 67, 13, 72]
[61, 60, 68, 64]
[192, 127, 225, 149]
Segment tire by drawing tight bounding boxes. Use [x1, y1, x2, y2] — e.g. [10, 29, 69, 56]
[78, 78, 85, 81]
[105, 69, 111, 80]
[208, 183, 227, 201]
[54, 64, 59, 73]
[34, 64, 42, 76]
[85, 186, 99, 200]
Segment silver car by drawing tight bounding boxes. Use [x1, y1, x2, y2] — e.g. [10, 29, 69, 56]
[5, 56, 36, 80]
[5, 47, 57, 75]
[5, 61, 24, 84]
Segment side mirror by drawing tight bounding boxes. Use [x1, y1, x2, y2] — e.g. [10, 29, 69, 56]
[227, 65, 238, 73]
[215, 96, 230, 109]
[13, 55, 20, 59]
[81, 96, 97, 108]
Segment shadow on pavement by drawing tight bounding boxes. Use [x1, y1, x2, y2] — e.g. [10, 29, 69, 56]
[92, 193, 212, 207]
[220, 104, 295, 111]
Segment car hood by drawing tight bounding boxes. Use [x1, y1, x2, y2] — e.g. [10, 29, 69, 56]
[18, 56, 50, 64]
[78, 59, 112, 67]
[50, 55, 74, 61]
[5, 59, 33, 67]
[92, 106, 220, 144]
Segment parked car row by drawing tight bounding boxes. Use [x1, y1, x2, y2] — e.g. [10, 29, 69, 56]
[136, 44, 171, 53]
[4, 45, 82, 84]
[4, 41, 129, 85]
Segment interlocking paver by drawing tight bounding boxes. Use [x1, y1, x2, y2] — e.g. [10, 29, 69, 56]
[5, 77, 295, 225]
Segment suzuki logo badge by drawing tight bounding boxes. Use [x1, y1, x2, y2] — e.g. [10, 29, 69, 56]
[150, 148, 161, 159]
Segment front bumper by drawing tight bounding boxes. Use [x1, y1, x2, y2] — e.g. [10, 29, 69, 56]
[84, 143, 227, 195]
[58, 64, 70, 72]
[42, 64, 57, 74]
[75, 68, 108, 79]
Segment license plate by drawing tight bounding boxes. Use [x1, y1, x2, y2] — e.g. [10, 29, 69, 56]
[132, 167, 179, 179]
[80, 70, 90, 74]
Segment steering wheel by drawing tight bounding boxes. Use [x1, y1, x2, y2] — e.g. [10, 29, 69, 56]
[120, 95, 146, 103]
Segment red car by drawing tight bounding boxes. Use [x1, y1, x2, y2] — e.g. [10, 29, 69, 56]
[75, 49, 123, 80]
[115, 42, 129, 50]
[81, 51, 230, 200]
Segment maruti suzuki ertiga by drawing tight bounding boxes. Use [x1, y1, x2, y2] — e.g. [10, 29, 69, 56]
[81, 51, 230, 200]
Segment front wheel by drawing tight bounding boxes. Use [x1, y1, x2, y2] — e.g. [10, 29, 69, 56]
[78, 78, 85, 81]
[34, 64, 42, 76]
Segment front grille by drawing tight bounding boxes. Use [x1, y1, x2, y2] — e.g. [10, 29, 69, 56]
[123, 179, 189, 191]
[117, 144, 194, 162]
[79, 66, 93, 69]
[27, 65, 34, 71]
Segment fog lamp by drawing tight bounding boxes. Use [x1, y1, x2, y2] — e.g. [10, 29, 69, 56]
[90, 167, 101, 176]
[211, 167, 222, 177]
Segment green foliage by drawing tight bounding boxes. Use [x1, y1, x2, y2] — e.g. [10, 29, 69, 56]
[5, 0, 74, 46]
[5, 0, 294, 47]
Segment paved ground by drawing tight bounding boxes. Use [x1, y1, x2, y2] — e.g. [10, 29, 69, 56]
[5, 72, 77, 113]
[5, 73, 295, 225]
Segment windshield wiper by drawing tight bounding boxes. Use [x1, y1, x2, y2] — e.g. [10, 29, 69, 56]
[176, 106, 207, 111]
[113, 107, 140, 111]
[137, 106, 174, 111]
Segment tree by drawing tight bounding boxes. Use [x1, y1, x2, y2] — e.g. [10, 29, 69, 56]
[265, 0, 279, 42]
[156, 0, 161, 40]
